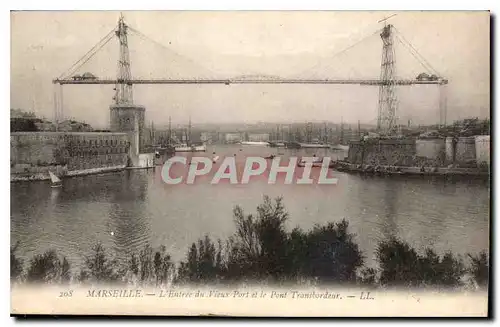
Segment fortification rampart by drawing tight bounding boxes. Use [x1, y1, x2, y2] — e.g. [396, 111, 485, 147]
[11, 132, 130, 181]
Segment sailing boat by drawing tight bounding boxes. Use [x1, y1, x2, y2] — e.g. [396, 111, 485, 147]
[299, 121, 329, 148]
[48, 171, 62, 188]
[331, 117, 349, 151]
[174, 116, 207, 152]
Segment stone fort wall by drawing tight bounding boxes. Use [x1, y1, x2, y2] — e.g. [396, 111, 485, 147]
[347, 139, 416, 167]
[347, 136, 489, 168]
[11, 132, 130, 180]
[475, 135, 490, 167]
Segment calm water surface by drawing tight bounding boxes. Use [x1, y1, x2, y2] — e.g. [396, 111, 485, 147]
[11, 145, 490, 271]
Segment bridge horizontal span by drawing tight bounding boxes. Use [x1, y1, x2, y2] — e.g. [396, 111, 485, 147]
[53, 78, 448, 86]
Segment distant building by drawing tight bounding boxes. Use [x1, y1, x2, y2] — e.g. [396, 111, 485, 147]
[11, 109, 36, 119]
[248, 133, 270, 142]
[201, 132, 217, 144]
[182, 131, 201, 144]
[225, 132, 243, 144]
[57, 119, 93, 132]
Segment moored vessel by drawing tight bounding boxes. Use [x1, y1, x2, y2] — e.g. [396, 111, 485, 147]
[239, 141, 270, 146]
[48, 171, 62, 188]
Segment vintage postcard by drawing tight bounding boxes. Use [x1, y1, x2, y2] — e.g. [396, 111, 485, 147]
[10, 10, 490, 317]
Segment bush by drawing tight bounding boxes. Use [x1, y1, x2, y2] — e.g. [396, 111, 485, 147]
[154, 245, 175, 286]
[225, 196, 290, 282]
[78, 242, 120, 284]
[9, 196, 490, 290]
[291, 219, 364, 284]
[126, 244, 175, 286]
[418, 249, 464, 287]
[377, 238, 464, 288]
[469, 251, 489, 288]
[178, 197, 364, 285]
[10, 242, 23, 282]
[176, 235, 225, 284]
[26, 249, 70, 284]
[357, 267, 377, 286]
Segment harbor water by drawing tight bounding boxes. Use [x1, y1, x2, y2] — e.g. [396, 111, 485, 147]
[11, 145, 490, 272]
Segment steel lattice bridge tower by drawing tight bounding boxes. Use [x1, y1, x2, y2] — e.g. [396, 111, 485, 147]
[114, 13, 133, 105]
[53, 14, 449, 136]
[378, 24, 398, 134]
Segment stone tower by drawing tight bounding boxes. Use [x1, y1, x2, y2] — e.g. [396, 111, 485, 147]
[110, 104, 145, 156]
[109, 14, 146, 158]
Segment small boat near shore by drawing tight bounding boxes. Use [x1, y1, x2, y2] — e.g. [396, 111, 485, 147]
[299, 143, 330, 149]
[285, 142, 301, 149]
[331, 160, 489, 178]
[48, 171, 62, 188]
[297, 156, 324, 167]
[330, 144, 349, 151]
[174, 143, 207, 152]
[239, 141, 270, 146]
[268, 141, 286, 148]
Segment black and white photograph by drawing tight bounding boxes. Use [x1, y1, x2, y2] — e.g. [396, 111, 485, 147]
[9, 10, 490, 317]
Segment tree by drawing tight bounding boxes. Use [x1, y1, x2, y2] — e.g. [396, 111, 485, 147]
[26, 249, 70, 284]
[469, 251, 489, 288]
[177, 235, 225, 284]
[78, 242, 120, 284]
[300, 219, 364, 284]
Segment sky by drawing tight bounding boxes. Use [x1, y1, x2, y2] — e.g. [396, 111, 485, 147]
[10, 11, 490, 129]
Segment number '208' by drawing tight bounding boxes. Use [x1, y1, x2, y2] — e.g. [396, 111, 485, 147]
[59, 290, 73, 297]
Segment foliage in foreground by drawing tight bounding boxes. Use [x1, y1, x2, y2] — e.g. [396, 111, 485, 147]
[10, 196, 489, 289]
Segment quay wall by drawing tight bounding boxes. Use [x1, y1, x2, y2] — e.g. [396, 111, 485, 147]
[415, 138, 446, 166]
[347, 136, 489, 169]
[475, 135, 490, 167]
[347, 139, 416, 167]
[11, 132, 130, 180]
[10, 132, 66, 166]
[455, 137, 476, 166]
[128, 152, 155, 168]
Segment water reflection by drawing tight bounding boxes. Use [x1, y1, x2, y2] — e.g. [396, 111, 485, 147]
[49, 187, 61, 207]
[379, 178, 399, 240]
[108, 170, 151, 264]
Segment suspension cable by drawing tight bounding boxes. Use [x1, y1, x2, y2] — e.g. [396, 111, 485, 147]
[394, 34, 435, 76]
[127, 25, 217, 78]
[58, 26, 117, 79]
[292, 29, 381, 79]
[393, 27, 441, 76]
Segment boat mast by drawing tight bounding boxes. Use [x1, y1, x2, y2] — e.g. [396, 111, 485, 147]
[306, 122, 312, 143]
[324, 121, 328, 144]
[168, 116, 172, 145]
[151, 121, 155, 145]
[340, 117, 344, 144]
[188, 116, 191, 146]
